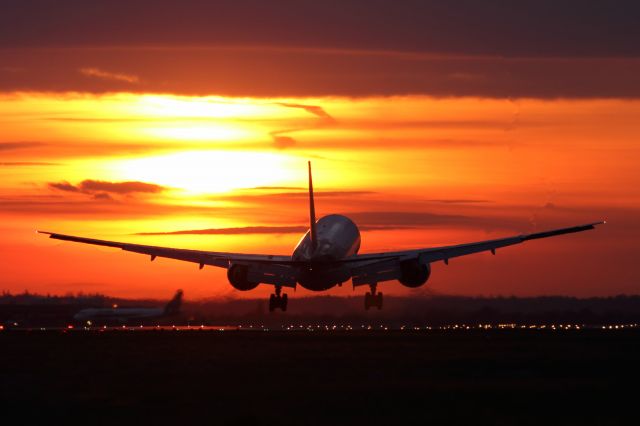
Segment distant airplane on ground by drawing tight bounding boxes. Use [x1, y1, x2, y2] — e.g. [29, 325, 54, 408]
[73, 290, 183, 324]
[40, 162, 603, 312]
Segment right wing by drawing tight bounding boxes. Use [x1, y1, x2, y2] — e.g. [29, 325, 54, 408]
[347, 221, 605, 286]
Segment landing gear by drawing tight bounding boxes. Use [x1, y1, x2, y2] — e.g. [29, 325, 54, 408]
[269, 286, 288, 312]
[364, 284, 383, 310]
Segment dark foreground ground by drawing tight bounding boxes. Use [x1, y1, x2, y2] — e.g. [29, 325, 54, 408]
[1, 330, 638, 425]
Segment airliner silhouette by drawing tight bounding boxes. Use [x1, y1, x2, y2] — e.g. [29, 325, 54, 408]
[74, 290, 183, 324]
[39, 162, 603, 311]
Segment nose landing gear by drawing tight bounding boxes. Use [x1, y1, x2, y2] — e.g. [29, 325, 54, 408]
[269, 286, 288, 312]
[364, 284, 383, 310]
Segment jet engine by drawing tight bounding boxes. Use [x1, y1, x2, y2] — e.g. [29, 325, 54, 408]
[227, 264, 259, 291]
[399, 259, 431, 288]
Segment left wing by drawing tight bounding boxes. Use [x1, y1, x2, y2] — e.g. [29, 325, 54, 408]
[38, 231, 298, 286]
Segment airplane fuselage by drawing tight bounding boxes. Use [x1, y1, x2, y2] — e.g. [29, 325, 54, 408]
[291, 214, 361, 291]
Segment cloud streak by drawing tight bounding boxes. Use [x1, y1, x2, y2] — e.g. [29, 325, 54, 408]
[2, 47, 640, 98]
[269, 102, 336, 148]
[79, 67, 139, 83]
[0, 142, 44, 151]
[48, 180, 166, 200]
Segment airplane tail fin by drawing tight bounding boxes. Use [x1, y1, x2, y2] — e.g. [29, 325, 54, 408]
[308, 161, 318, 251]
[163, 289, 183, 315]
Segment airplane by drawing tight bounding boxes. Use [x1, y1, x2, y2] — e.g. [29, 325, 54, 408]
[73, 289, 183, 324]
[39, 162, 604, 312]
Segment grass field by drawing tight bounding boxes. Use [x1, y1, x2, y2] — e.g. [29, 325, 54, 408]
[1, 330, 638, 425]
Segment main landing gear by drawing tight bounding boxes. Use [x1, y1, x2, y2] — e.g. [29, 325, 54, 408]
[269, 286, 288, 312]
[364, 284, 383, 310]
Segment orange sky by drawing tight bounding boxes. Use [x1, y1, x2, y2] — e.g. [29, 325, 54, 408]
[1, 93, 638, 298]
[1, 1, 639, 299]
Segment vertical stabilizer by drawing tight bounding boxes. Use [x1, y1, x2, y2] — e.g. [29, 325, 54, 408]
[164, 289, 183, 315]
[308, 161, 318, 251]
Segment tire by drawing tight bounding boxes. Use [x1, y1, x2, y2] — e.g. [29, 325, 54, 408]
[364, 292, 371, 310]
[269, 294, 276, 312]
[281, 294, 288, 311]
[377, 292, 383, 310]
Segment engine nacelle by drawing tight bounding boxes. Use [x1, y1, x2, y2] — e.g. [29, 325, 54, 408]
[227, 264, 259, 291]
[399, 260, 431, 288]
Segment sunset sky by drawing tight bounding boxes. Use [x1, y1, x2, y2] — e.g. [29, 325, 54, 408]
[1, 1, 639, 299]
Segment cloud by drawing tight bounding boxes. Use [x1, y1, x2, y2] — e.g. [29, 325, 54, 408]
[269, 102, 336, 148]
[0, 194, 223, 218]
[427, 199, 491, 204]
[0, 162, 59, 166]
[3, 47, 640, 98]
[0, 142, 44, 151]
[1, 2, 638, 98]
[79, 67, 139, 83]
[0, 43, 640, 98]
[217, 190, 377, 204]
[277, 103, 336, 124]
[137, 226, 309, 236]
[48, 179, 166, 196]
[79, 180, 164, 194]
[346, 211, 529, 233]
[48, 181, 80, 192]
[2, 1, 638, 57]
[136, 224, 415, 236]
[271, 134, 297, 149]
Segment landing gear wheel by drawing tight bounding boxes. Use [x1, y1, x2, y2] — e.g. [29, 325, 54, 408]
[376, 292, 383, 310]
[364, 283, 383, 311]
[364, 292, 372, 310]
[269, 294, 276, 312]
[268, 290, 288, 312]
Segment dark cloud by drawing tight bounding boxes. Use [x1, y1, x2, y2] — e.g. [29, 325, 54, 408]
[79, 180, 164, 194]
[48, 181, 80, 193]
[92, 192, 113, 201]
[347, 211, 529, 233]
[2, 47, 639, 98]
[1, 1, 639, 98]
[48, 179, 166, 196]
[0, 142, 44, 151]
[1, 1, 638, 57]
[277, 103, 336, 124]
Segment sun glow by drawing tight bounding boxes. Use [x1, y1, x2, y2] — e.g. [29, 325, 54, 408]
[139, 122, 253, 141]
[113, 151, 300, 194]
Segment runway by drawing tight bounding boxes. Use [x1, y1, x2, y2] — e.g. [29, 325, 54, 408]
[1, 329, 638, 425]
